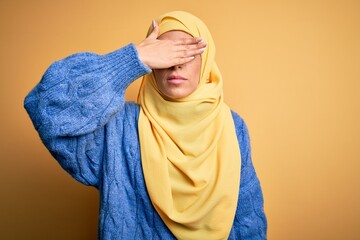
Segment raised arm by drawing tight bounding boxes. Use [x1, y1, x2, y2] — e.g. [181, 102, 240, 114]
[24, 44, 151, 187]
[24, 22, 206, 187]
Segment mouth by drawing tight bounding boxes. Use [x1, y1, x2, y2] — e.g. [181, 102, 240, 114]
[167, 75, 187, 84]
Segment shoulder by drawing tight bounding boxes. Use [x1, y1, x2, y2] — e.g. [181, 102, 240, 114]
[124, 101, 140, 114]
[121, 101, 141, 124]
[231, 110, 245, 131]
[230, 110, 251, 165]
[230, 110, 250, 143]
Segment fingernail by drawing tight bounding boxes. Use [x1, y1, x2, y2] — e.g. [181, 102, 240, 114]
[196, 37, 203, 41]
[152, 20, 156, 28]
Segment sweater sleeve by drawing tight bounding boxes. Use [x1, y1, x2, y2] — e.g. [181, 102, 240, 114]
[24, 43, 151, 187]
[230, 111, 267, 239]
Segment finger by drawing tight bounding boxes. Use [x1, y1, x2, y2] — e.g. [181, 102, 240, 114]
[176, 47, 206, 59]
[147, 20, 159, 40]
[174, 37, 204, 45]
[175, 56, 196, 66]
[177, 41, 207, 51]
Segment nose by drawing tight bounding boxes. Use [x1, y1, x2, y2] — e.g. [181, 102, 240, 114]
[171, 64, 182, 70]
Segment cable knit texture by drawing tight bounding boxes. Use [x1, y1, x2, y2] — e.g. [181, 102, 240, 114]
[24, 43, 267, 239]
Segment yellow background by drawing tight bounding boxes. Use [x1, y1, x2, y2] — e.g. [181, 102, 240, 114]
[1, 0, 359, 239]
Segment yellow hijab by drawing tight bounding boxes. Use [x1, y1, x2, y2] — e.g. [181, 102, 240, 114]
[138, 11, 241, 240]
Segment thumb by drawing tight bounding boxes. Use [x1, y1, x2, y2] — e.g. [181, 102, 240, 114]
[147, 20, 159, 40]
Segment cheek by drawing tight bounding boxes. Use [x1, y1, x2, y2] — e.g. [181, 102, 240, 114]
[193, 57, 202, 79]
[193, 60, 202, 83]
[153, 70, 160, 80]
[153, 70, 165, 85]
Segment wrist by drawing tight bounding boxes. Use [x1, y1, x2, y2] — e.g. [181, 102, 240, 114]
[135, 43, 150, 68]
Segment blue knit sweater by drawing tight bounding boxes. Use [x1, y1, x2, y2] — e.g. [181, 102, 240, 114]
[24, 44, 267, 239]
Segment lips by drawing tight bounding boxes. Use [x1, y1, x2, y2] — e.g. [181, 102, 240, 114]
[167, 75, 187, 84]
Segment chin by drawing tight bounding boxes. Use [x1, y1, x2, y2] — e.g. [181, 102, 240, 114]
[164, 92, 188, 100]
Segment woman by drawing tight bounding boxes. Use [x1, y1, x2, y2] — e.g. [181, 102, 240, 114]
[25, 11, 267, 240]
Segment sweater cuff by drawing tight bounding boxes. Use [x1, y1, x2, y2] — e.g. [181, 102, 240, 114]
[102, 43, 152, 89]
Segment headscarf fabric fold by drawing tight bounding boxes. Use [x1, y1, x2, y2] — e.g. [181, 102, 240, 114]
[138, 11, 241, 240]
